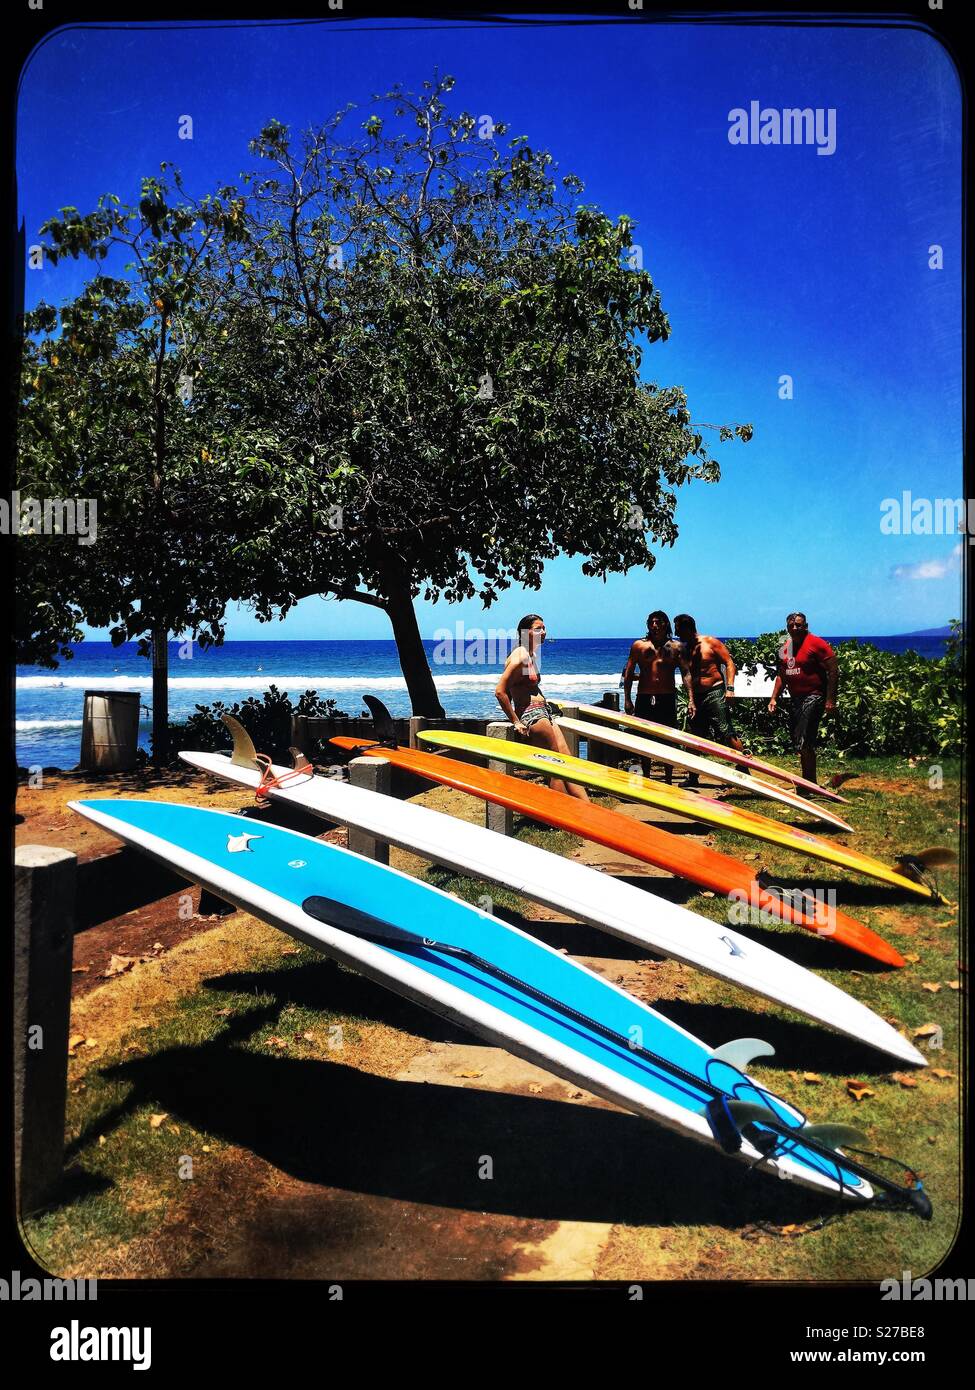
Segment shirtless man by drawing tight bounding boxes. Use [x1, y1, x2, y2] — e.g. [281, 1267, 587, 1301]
[622, 610, 687, 783]
[673, 614, 744, 786]
[495, 614, 589, 802]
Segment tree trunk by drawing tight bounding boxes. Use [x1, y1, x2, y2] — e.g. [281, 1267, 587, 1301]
[380, 567, 445, 718]
[151, 629, 169, 765]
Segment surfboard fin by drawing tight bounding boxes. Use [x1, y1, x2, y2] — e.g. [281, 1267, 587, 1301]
[800, 1123, 868, 1150]
[894, 847, 958, 871]
[288, 747, 313, 775]
[712, 1038, 776, 1071]
[709, 1100, 866, 1157]
[362, 695, 399, 747]
[892, 848, 956, 903]
[221, 714, 260, 770]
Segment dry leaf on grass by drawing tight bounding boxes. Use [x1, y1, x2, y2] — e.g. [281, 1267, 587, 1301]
[103, 954, 136, 978]
[454, 1070, 483, 1079]
[149, 1113, 168, 1129]
[930, 1069, 954, 1080]
[948, 981, 960, 990]
[803, 1072, 822, 1084]
[846, 1080, 875, 1102]
[892, 1073, 919, 1089]
[912, 1024, 940, 1039]
[67, 1034, 87, 1055]
[922, 982, 941, 993]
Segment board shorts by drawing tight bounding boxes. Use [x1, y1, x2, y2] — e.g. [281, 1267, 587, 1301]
[689, 684, 737, 743]
[520, 700, 561, 731]
[787, 692, 825, 751]
[635, 692, 678, 727]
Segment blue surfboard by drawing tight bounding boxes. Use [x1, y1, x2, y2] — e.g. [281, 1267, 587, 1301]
[70, 798, 877, 1205]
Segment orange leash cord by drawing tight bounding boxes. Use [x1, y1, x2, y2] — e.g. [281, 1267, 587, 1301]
[254, 753, 315, 808]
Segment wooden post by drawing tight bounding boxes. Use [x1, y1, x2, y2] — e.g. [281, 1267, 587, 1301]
[14, 846, 76, 1216]
[408, 716, 427, 750]
[347, 758, 391, 863]
[291, 714, 309, 757]
[485, 723, 513, 836]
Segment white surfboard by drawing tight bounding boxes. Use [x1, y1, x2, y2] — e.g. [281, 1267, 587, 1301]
[556, 716, 853, 833]
[179, 747, 923, 1067]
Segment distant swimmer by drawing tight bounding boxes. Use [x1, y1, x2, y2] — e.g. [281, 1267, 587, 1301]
[768, 611, 838, 791]
[673, 614, 744, 787]
[495, 614, 589, 802]
[622, 610, 687, 784]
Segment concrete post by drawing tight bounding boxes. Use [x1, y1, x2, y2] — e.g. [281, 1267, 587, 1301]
[14, 846, 76, 1217]
[587, 693, 621, 766]
[557, 703, 580, 757]
[347, 757, 391, 863]
[485, 723, 513, 836]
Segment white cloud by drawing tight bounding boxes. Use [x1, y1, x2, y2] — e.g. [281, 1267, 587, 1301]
[891, 541, 965, 581]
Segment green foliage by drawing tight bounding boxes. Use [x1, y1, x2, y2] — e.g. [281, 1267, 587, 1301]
[716, 629, 963, 757]
[19, 73, 747, 674]
[159, 685, 347, 765]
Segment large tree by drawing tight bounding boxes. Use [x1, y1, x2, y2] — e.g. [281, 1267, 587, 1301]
[219, 75, 745, 714]
[18, 185, 260, 759]
[19, 74, 747, 723]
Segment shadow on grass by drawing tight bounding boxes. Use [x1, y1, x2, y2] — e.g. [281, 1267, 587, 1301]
[58, 954, 906, 1231]
[72, 1030, 855, 1231]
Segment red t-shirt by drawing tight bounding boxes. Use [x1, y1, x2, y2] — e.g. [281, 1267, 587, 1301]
[780, 633, 835, 698]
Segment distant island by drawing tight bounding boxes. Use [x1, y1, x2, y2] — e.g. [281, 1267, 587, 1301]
[899, 625, 955, 637]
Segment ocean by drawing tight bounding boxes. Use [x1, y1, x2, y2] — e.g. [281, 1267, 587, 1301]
[16, 633, 951, 769]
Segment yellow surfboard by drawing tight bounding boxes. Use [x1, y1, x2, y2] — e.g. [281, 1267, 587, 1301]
[417, 730, 944, 902]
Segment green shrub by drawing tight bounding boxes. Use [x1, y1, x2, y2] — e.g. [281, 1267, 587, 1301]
[715, 624, 963, 758]
[155, 685, 347, 766]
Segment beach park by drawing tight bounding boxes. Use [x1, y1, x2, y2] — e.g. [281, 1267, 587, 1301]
[13, 14, 965, 1295]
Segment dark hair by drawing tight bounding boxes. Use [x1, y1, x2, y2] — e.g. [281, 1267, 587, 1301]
[646, 610, 671, 637]
[787, 611, 808, 625]
[517, 614, 544, 641]
[673, 613, 695, 632]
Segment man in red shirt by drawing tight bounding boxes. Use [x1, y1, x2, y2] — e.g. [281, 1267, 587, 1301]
[767, 612, 838, 789]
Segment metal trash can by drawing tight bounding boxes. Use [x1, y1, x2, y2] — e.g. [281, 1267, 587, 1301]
[79, 691, 141, 773]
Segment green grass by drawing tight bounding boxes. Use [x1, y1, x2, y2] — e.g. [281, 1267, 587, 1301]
[23, 939, 363, 1275]
[419, 760, 962, 1277]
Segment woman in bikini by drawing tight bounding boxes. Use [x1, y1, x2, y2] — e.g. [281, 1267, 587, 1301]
[494, 614, 589, 801]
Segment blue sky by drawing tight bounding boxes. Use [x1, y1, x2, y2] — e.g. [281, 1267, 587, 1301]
[18, 15, 963, 640]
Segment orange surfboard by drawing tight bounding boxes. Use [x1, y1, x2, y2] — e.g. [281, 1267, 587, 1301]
[331, 737, 905, 967]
